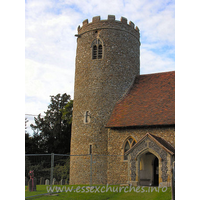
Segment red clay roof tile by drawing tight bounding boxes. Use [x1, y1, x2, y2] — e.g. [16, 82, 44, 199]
[106, 71, 175, 127]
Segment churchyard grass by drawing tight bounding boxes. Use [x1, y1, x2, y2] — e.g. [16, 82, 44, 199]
[25, 185, 172, 200]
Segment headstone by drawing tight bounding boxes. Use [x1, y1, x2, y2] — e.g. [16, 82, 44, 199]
[40, 177, 45, 185]
[60, 179, 65, 185]
[52, 178, 56, 185]
[54, 181, 58, 185]
[28, 177, 37, 191]
[45, 179, 49, 185]
[28, 170, 36, 191]
[25, 177, 28, 186]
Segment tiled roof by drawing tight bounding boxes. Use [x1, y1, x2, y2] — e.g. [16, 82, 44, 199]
[106, 71, 175, 127]
[149, 133, 175, 154]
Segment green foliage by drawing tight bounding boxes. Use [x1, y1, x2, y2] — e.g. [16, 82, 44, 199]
[61, 99, 73, 125]
[54, 159, 70, 181]
[29, 93, 73, 154]
[25, 156, 31, 177]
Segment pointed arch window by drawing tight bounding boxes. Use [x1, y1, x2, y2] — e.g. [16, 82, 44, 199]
[124, 137, 136, 160]
[92, 39, 103, 60]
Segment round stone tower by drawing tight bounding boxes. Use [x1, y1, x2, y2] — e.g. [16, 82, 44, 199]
[70, 15, 140, 185]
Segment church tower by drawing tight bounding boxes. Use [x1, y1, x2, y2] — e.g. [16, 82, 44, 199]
[70, 15, 140, 185]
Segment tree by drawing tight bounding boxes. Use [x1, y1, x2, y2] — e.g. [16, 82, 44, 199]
[25, 118, 44, 154]
[25, 118, 28, 134]
[30, 93, 73, 154]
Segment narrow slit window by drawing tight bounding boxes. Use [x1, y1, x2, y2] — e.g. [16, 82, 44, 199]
[84, 111, 91, 124]
[89, 145, 92, 154]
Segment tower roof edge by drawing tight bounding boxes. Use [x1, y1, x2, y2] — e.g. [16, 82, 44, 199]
[77, 15, 140, 36]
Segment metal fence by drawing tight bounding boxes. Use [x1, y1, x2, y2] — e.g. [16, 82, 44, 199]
[25, 154, 175, 198]
[25, 153, 125, 188]
[25, 153, 70, 186]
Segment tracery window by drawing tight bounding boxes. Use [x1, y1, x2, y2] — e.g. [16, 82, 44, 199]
[92, 39, 103, 59]
[124, 137, 136, 160]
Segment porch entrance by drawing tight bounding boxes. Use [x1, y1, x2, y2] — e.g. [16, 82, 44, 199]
[153, 157, 159, 186]
[139, 152, 159, 186]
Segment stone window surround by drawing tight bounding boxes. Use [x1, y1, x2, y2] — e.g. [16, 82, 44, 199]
[122, 136, 137, 162]
[84, 111, 91, 124]
[91, 38, 104, 60]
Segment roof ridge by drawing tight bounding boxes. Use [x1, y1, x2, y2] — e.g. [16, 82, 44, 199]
[140, 71, 175, 77]
[148, 133, 175, 155]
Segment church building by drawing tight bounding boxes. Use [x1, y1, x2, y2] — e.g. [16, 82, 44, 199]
[69, 15, 175, 187]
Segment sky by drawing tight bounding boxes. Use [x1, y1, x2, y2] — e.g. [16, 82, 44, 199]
[25, 0, 175, 134]
[2, 1, 200, 197]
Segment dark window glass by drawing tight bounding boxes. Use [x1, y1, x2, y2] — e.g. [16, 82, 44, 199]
[129, 138, 133, 144]
[93, 45, 97, 59]
[84, 111, 90, 123]
[124, 137, 136, 160]
[125, 141, 130, 152]
[89, 145, 92, 154]
[98, 45, 102, 59]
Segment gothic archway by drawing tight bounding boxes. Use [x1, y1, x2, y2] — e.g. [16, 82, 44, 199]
[136, 148, 161, 186]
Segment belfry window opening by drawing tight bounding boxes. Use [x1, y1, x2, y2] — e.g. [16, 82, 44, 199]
[98, 45, 102, 59]
[93, 45, 97, 59]
[92, 39, 103, 60]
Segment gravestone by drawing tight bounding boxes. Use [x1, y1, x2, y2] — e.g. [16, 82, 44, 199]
[52, 178, 56, 185]
[60, 179, 65, 185]
[45, 179, 49, 185]
[40, 177, 45, 185]
[25, 177, 28, 186]
[28, 170, 36, 191]
[28, 177, 37, 191]
[54, 181, 58, 185]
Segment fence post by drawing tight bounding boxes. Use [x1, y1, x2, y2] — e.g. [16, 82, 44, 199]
[50, 153, 54, 191]
[90, 154, 92, 186]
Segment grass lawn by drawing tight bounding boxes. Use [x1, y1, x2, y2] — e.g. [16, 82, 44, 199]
[25, 185, 172, 200]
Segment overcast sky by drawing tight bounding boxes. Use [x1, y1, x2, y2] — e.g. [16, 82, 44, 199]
[25, 0, 175, 134]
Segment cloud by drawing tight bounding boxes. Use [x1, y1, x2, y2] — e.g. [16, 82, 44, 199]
[140, 48, 174, 74]
[25, 59, 74, 100]
[25, 0, 175, 134]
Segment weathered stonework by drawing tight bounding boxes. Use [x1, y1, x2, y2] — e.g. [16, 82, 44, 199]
[107, 126, 175, 185]
[70, 15, 140, 185]
[126, 132, 174, 187]
[69, 15, 175, 186]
